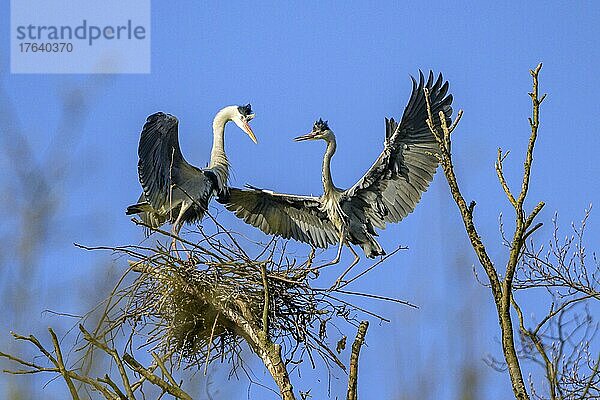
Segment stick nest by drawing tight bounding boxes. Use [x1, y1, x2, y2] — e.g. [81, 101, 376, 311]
[105, 221, 361, 372]
[132, 255, 322, 363]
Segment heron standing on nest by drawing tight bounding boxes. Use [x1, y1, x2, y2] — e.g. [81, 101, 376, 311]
[222, 72, 452, 286]
[127, 104, 257, 246]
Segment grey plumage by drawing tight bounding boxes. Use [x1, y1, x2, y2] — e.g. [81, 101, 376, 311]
[225, 186, 339, 248]
[127, 105, 257, 235]
[221, 71, 453, 258]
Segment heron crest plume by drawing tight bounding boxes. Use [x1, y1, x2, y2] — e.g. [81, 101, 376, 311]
[237, 103, 253, 116]
[314, 118, 329, 131]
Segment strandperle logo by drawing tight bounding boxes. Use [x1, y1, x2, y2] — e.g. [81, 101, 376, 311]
[11, 0, 151, 74]
[15, 20, 147, 46]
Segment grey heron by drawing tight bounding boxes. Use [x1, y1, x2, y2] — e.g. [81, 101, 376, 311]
[126, 104, 257, 240]
[221, 72, 452, 282]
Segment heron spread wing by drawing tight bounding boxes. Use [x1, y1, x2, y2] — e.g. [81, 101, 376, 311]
[137, 112, 213, 216]
[222, 187, 339, 248]
[343, 71, 453, 227]
[138, 112, 185, 209]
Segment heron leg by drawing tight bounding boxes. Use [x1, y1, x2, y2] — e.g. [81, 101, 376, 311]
[314, 230, 345, 270]
[330, 245, 360, 291]
[170, 202, 191, 253]
[170, 224, 181, 252]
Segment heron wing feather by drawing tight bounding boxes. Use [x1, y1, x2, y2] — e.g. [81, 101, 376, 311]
[222, 187, 338, 248]
[137, 112, 210, 213]
[343, 71, 453, 225]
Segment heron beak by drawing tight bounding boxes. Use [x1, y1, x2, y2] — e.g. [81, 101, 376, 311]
[293, 131, 316, 142]
[243, 120, 257, 144]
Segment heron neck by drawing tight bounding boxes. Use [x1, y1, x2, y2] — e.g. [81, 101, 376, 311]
[322, 137, 338, 194]
[209, 109, 231, 188]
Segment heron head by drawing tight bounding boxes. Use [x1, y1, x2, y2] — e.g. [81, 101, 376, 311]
[231, 103, 257, 143]
[294, 118, 334, 142]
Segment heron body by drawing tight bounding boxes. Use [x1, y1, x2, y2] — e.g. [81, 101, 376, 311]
[221, 71, 452, 267]
[316, 134, 385, 258]
[126, 105, 256, 236]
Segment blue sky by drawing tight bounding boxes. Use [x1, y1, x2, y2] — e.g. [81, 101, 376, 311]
[1, 1, 599, 399]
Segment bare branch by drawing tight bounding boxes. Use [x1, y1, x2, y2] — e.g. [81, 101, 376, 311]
[425, 64, 555, 400]
[48, 328, 80, 400]
[123, 353, 192, 400]
[79, 324, 135, 399]
[346, 321, 368, 400]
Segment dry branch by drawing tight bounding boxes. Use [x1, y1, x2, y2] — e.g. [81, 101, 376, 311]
[347, 321, 368, 400]
[513, 209, 600, 399]
[425, 64, 551, 400]
[428, 63, 600, 399]
[123, 353, 192, 400]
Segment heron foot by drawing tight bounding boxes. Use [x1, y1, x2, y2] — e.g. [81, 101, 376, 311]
[328, 277, 348, 291]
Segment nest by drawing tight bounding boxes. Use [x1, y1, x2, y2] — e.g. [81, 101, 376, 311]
[108, 221, 363, 372]
[130, 256, 319, 362]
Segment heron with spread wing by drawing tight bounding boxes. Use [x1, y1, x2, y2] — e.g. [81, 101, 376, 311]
[221, 72, 452, 282]
[126, 105, 257, 242]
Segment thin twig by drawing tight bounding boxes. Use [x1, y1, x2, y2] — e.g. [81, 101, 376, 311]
[123, 353, 192, 400]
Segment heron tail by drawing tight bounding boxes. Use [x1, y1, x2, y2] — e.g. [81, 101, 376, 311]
[126, 201, 165, 236]
[126, 201, 153, 215]
[361, 237, 385, 258]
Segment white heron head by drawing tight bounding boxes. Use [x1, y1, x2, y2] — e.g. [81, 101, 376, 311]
[293, 118, 334, 142]
[222, 104, 257, 143]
